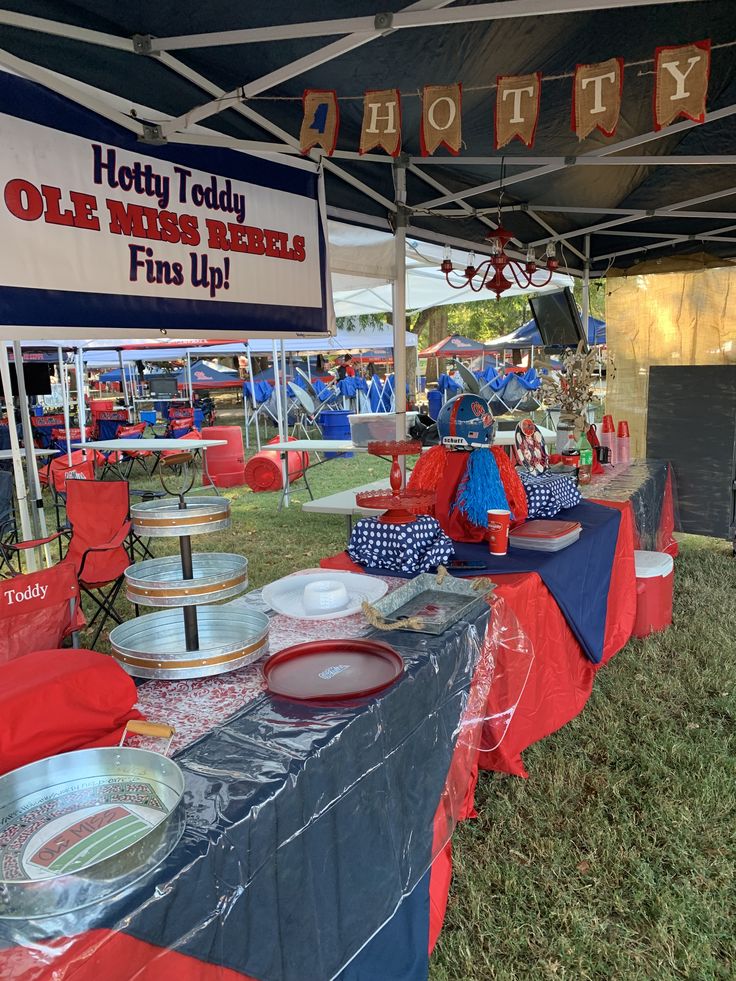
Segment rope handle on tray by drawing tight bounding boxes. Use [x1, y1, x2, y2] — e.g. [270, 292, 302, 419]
[361, 601, 426, 632]
[362, 567, 496, 632]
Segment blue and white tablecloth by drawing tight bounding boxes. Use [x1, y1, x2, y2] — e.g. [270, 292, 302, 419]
[348, 515, 454, 574]
[521, 470, 582, 518]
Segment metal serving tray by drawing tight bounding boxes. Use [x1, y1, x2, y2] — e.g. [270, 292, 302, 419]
[368, 573, 492, 635]
[109, 606, 269, 679]
[0, 743, 185, 919]
[130, 496, 230, 537]
[125, 553, 248, 607]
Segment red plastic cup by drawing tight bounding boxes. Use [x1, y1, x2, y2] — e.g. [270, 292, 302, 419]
[602, 414, 615, 433]
[488, 509, 511, 555]
[617, 420, 630, 437]
[549, 453, 562, 465]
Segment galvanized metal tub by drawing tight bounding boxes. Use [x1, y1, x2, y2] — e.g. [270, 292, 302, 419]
[0, 742, 185, 919]
[125, 553, 248, 607]
[109, 606, 269, 679]
[130, 496, 230, 537]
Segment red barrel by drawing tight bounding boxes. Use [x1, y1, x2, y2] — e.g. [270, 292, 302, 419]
[201, 425, 246, 487]
[244, 437, 309, 492]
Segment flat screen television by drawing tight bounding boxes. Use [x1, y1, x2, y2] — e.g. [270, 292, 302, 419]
[528, 288, 588, 349]
[7, 362, 52, 396]
[149, 375, 179, 398]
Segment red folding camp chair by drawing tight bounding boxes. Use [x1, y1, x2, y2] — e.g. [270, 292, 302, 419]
[5, 481, 131, 646]
[62, 480, 131, 645]
[0, 561, 82, 664]
[46, 455, 97, 546]
[100, 423, 151, 479]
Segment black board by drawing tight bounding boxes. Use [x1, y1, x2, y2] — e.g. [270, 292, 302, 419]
[646, 365, 736, 540]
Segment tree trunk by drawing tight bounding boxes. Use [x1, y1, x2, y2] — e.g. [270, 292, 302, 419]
[423, 306, 448, 386]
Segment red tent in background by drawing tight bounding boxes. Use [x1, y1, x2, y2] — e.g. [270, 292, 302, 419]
[419, 334, 488, 359]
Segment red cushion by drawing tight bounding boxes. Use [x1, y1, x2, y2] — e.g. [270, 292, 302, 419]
[0, 649, 141, 775]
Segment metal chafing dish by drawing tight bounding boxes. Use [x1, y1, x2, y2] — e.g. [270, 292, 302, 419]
[125, 553, 248, 607]
[0, 722, 184, 919]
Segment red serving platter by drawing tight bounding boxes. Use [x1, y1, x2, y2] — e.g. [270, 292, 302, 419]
[263, 639, 404, 701]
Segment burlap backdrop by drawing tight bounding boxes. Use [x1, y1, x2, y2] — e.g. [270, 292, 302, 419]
[605, 255, 736, 457]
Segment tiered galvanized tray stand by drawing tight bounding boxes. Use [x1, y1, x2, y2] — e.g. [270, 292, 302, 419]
[110, 497, 268, 679]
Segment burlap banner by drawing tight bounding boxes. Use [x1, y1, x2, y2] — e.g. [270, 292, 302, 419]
[654, 40, 710, 130]
[495, 73, 541, 149]
[420, 84, 462, 156]
[360, 89, 402, 156]
[573, 58, 623, 140]
[300, 90, 340, 155]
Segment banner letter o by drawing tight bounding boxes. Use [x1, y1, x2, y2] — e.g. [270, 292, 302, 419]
[427, 96, 456, 131]
[4, 179, 44, 221]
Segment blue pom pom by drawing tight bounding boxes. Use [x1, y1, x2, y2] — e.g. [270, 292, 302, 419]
[456, 448, 510, 526]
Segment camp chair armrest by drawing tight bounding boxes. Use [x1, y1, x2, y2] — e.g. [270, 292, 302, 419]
[4, 530, 65, 550]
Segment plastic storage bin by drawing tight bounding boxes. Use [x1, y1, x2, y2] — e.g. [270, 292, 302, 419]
[348, 412, 418, 446]
[633, 550, 674, 638]
[319, 409, 353, 459]
[427, 390, 443, 421]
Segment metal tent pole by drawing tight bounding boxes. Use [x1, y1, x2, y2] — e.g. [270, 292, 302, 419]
[186, 351, 194, 406]
[392, 158, 408, 449]
[245, 344, 261, 451]
[582, 234, 591, 338]
[118, 349, 131, 420]
[0, 345, 35, 568]
[241, 344, 250, 451]
[271, 340, 289, 507]
[58, 347, 72, 464]
[12, 342, 48, 557]
[280, 339, 290, 506]
[76, 348, 87, 446]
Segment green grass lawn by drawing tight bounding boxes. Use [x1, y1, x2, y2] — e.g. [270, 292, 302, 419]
[68, 408, 735, 978]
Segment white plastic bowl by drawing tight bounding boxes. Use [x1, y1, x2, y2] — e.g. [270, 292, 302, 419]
[302, 580, 349, 615]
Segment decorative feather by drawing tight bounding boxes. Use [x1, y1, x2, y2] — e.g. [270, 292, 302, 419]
[407, 444, 448, 493]
[492, 446, 528, 522]
[456, 448, 510, 527]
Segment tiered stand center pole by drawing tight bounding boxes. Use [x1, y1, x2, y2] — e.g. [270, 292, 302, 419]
[177, 497, 199, 651]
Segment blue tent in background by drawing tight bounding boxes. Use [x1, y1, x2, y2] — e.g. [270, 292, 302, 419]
[98, 365, 139, 383]
[175, 359, 241, 389]
[486, 315, 606, 351]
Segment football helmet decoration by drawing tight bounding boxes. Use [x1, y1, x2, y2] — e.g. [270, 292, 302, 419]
[437, 393, 497, 450]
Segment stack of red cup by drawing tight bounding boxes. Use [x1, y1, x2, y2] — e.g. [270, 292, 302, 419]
[617, 419, 631, 464]
[601, 414, 616, 464]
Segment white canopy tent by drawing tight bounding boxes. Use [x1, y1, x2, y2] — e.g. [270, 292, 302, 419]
[80, 326, 418, 367]
[330, 223, 573, 317]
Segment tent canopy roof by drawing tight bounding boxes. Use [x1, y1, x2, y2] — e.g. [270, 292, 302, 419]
[3, 2, 736, 278]
[80, 325, 418, 366]
[420, 334, 488, 358]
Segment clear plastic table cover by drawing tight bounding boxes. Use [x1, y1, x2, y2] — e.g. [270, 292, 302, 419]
[581, 459, 678, 551]
[0, 588, 534, 981]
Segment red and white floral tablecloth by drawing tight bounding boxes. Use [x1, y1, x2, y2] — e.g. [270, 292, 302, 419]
[134, 573, 399, 753]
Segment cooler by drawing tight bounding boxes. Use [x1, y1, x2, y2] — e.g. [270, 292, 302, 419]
[633, 550, 674, 638]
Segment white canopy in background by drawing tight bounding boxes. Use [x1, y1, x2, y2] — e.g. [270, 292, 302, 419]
[329, 221, 574, 317]
[80, 327, 417, 367]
